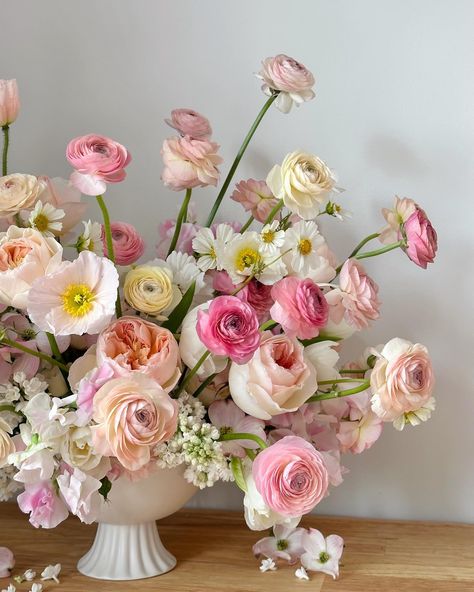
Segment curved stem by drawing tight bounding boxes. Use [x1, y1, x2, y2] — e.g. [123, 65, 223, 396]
[340, 368, 367, 375]
[354, 240, 404, 262]
[317, 378, 367, 385]
[0, 404, 16, 413]
[190, 372, 217, 398]
[307, 380, 370, 402]
[219, 432, 268, 450]
[301, 335, 342, 347]
[335, 232, 380, 273]
[2, 125, 10, 176]
[264, 199, 283, 225]
[205, 94, 278, 227]
[239, 214, 254, 234]
[175, 350, 211, 396]
[46, 333, 65, 363]
[1, 338, 68, 372]
[96, 194, 122, 318]
[167, 188, 192, 256]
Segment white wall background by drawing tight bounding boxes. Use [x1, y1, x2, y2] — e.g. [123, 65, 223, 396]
[2, 0, 473, 522]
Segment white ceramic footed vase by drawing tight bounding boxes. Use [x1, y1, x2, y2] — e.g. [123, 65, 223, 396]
[77, 466, 197, 580]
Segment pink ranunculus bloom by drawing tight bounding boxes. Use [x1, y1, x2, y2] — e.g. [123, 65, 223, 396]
[91, 375, 178, 472]
[253, 524, 306, 563]
[300, 528, 344, 579]
[326, 259, 381, 330]
[403, 206, 438, 269]
[230, 179, 278, 223]
[0, 79, 20, 126]
[165, 108, 212, 139]
[66, 134, 131, 196]
[161, 136, 222, 191]
[57, 467, 102, 524]
[197, 296, 260, 364]
[252, 436, 329, 517]
[101, 221, 145, 266]
[208, 399, 266, 457]
[17, 481, 69, 529]
[257, 55, 315, 113]
[96, 316, 181, 392]
[370, 338, 435, 422]
[237, 279, 274, 322]
[0, 546, 15, 578]
[270, 277, 328, 339]
[38, 177, 88, 234]
[156, 219, 199, 258]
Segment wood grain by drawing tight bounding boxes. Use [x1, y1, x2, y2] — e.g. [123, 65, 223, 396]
[0, 506, 473, 591]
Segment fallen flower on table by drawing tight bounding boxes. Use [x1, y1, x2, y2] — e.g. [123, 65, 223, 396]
[40, 563, 61, 583]
[0, 548, 14, 578]
[29, 584, 42, 592]
[295, 566, 310, 580]
[1, 584, 16, 592]
[300, 529, 344, 579]
[259, 558, 277, 572]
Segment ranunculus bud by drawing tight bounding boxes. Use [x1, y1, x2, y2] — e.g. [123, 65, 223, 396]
[101, 221, 145, 266]
[0, 80, 20, 127]
[165, 108, 212, 139]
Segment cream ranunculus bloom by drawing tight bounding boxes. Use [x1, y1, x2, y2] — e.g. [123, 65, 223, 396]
[0, 418, 15, 468]
[266, 152, 337, 220]
[123, 263, 180, 319]
[0, 173, 45, 218]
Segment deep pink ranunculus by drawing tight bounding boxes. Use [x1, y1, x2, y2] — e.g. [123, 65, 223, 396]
[270, 277, 328, 339]
[196, 296, 260, 364]
[237, 279, 274, 322]
[165, 108, 212, 139]
[102, 221, 145, 266]
[252, 435, 329, 517]
[403, 206, 438, 269]
[66, 134, 131, 195]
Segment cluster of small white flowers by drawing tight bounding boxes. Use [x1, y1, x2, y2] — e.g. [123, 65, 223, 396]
[155, 394, 232, 489]
[0, 465, 21, 501]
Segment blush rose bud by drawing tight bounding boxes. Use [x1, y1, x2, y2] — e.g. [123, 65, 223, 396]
[0, 79, 20, 127]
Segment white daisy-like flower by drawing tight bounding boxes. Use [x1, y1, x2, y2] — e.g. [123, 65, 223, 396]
[392, 397, 436, 431]
[326, 201, 352, 221]
[258, 221, 285, 254]
[259, 558, 277, 573]
[27, 250, 119, 336]
[165, 251, 204, 293]
[283, 220, 325, 276]
[75, 220, 102, 254]
[40, 563, 61, 583]
[192, 224, 235, 271]
[28, 201, 65, 236]
[221, 231, 286, 286]
[295, 566, 310, 580]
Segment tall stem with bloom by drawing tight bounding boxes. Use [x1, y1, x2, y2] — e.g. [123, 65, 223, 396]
[354, 240, 405, 262]
[96, 194, 122, 318]
[46, 332, 65, 364]
[219, 432, 268, 450]
[307, 380, 370, 402]
[167, 188, 192, 256]
[239, 214, 254, 234]
[2, 125, 9, 176]
[335, 232, 380, 274]
[205, 94, 278, 227]
[0, 337, 69, 372]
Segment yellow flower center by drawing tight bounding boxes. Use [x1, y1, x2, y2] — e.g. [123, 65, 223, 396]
[235, 248, 261, 272]
[32, 213, 50, 232]
[209, 246, 216, 260]
[62, 284, 95, 317]
[298, 238, 312, 255]
[262, 230, 275, 244]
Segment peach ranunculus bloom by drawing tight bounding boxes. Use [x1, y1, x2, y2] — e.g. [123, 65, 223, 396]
[230, 179, 279, 223]
[0, 226, 63, 309]
[228, 332, 317, 420]
[0, 79, 20, 127]
[91, 375, 178, 472]
[96, 316, 181, 392]
[0, 174, 45, 218]
[370, 338, 435, 424]
[161, 136, 222, 191]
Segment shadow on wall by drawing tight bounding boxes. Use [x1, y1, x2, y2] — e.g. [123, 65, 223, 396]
[366, 134, 429, 177]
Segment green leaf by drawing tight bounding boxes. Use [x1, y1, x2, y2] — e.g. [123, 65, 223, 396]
[230, 457, 248, 493]
[99, 476, 112, 501]
[161, 281, 196, 334]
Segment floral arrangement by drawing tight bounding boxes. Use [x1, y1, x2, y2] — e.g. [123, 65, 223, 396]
[0, 55, 437, 582]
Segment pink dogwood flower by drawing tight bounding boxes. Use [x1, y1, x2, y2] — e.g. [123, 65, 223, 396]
[253, 524, 306, 563]
[300, 528, 344, 579]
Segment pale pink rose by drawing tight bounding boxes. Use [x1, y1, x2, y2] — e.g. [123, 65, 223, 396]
[370, 338, 435, 421]
[253, 436, 329, 517]
[156, 219, 199, 258]
[230, 179, 278, 223]
[197, 296, 260, 364]
[66, 134, 131, 196]
[38, 177, 88, 233]
[0, 79, 19, 126]
[0, 546, 15, 578]
[257, 54, 315, 113]
[229, 333, 317, 420]
[17, 481, 69, 528]
[101, 221, 145, 266]
[253, 524, 306, 563]
[96, 316, 181, 391]
[326, 259, 380, 330]
[161, 136, 222, 191]
[76, 361, 116, 418]
[165, 108, 212, 139]
[404, 206, 437, 269]
[57, 467, 102, 524]
[270, 277, 328, 339]
[0, 226, 63, 309]
[91, 375, 178, 472]
[0, 173, 45, 218]
[237, 279, 274, 322]
[300, 529, 344, 579]
[379, 196, 416, 244]
[208, 399, 266, 457]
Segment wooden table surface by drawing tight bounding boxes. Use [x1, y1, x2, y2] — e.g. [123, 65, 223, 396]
[0, 505, 473, 591]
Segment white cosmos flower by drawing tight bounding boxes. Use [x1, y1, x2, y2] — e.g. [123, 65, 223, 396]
[258, 221, 285, 254]
[27, 250, 119, 336]
[28, 201, 65, 236]
[192, 224, 235, 271]
[283, 220, 325, 276]
[75, 220, 102, 254]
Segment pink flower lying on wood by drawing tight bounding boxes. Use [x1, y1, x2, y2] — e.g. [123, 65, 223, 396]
[253, 524, 306, 563]
[165, 108, 212, 139]
[300, 528, 344, 579]
[101, 221, 145, 266]
[0, 546, 15, 578]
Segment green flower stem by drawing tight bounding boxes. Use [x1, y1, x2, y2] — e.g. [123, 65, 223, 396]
[2, 125, 10, 176]
[260, 319, 278, 332]
[354, 240, 405, 262]
[167, 188, 192, 256]
[219, 432, 268, 450]
[340, 368, 367, 375]
[190, 372, 217, 398]
[239, 214, 254, 234]
[0, 338, 68, 372]
[96, 194, 122, 318]
[231, 274, 254, 296]
[0, 404, 16, 413]
[317, 378, 367, 385]
[307, 380, 370, 402]
[264, 199, 283, 225]
[335, 232, 381, 274]
[205, 94, 278, 227]
[175, 350, 211, 396]
[46, 332, 65, 363]
[300, 335, 342, 347]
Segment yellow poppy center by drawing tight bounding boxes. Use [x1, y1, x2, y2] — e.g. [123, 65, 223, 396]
[32, 213, 50, 232]
[235, 248, 261, 272]
[262, 230, 275, 244]
[298, 238, 312, 255]
[62, 284, 95, 317]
